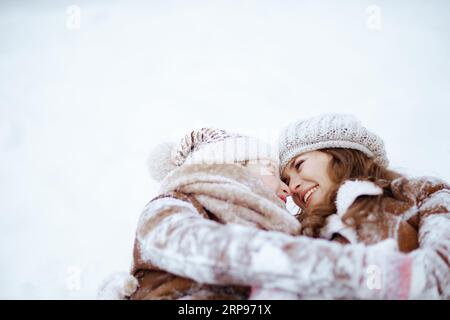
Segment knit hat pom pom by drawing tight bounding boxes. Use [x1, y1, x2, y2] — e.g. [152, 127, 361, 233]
[147, 141, 178, 181]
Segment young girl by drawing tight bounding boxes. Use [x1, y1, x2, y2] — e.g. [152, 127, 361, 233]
[125, 128, 301, 299]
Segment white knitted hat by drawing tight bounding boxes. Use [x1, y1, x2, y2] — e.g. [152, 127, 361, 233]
[278, 113, 389, 172]
[147, 128, 278, 181]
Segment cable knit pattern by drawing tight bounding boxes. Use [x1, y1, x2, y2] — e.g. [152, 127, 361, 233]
[147, 128, 277, 181]
[278, 114, 389, 171]
[174, 128, 240, 166]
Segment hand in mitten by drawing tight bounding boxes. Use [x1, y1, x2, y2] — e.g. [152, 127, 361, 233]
[98, 272, 138, 300]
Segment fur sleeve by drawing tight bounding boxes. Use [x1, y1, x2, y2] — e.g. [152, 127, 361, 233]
[412, 178, 450, 299]
[137, 197, 423, 299]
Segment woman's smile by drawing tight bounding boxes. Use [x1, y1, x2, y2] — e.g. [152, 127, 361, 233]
[302, 185, 319, 207]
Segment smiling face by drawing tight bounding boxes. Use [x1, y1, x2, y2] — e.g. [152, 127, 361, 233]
[244, 159, 291, 203]
[281, 151, 334, 210]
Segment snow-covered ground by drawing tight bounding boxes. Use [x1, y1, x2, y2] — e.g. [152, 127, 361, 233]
[0, 0, 449, 299]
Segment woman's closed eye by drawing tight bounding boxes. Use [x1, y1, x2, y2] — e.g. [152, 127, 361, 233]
[295, 159, 305, 170]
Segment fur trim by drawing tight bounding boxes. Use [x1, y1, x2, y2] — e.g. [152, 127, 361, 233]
[147, 142, 178, 181]
[335, 180, 383, 217]
[320, 214, 358, 243]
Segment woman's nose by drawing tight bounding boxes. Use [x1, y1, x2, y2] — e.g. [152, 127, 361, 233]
[288, 180, 301, 194]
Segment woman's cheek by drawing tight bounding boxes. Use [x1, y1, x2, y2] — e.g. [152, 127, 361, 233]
[312, 189, 326, 207]
[260, 176, 279, 193]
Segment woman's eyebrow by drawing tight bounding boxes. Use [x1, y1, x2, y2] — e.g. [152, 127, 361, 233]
[290, 156, 305, 169]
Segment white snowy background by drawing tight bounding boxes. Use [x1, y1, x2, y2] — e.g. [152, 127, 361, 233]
[1, 0, 449, 299]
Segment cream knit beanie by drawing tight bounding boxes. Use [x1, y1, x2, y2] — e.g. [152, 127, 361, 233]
[278, 113, 389, 172]
[147, 128, 278, 181]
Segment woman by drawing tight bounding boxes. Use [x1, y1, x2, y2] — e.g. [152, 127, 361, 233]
[279, 114, 448, 252]
[252, 113, 450, 298]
